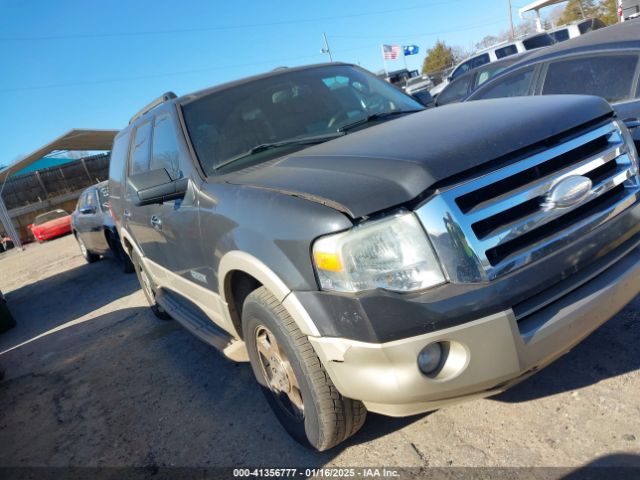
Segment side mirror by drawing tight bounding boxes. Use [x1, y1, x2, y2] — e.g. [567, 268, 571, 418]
[128, 168, 188, 207]
[412, 91, 433, 107]
[80, 206, 96, 215]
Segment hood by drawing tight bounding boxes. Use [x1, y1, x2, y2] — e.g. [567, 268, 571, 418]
[228, 95, 612, 219]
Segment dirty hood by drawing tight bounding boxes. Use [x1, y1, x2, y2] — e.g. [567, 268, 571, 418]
[228, 95, 613, 218]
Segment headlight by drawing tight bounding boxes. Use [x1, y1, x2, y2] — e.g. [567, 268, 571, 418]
[312, 212, 445, 293]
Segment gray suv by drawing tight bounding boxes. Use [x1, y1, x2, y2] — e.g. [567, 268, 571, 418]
[109, 63, 640, 450]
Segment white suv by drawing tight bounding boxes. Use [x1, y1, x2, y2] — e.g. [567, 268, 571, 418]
[431, 32, 555, 97]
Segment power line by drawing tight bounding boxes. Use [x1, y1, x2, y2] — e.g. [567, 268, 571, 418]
[0, 1, 461, 42]
[329, 17, 505, 39]
[0, 18, 511, 94]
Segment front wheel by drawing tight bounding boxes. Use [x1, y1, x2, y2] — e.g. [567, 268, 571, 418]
[243, 287, 366, 451]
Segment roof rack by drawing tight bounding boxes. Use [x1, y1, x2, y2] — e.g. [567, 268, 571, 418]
[129, 91, 177, 125]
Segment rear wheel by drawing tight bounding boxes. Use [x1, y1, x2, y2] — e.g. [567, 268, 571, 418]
[108, 234, 134, 273]
[132, 250, 171, 320]
[77, 235, 100, 263]
[243, 287, 366, 451]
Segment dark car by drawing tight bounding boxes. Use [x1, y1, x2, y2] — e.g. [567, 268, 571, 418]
[109, 63, 640, 450]
[71, 182, 133, 272]
[0, 290, 15, 333]
[435, 52, 532, 106]
[466, 21, 640, 146]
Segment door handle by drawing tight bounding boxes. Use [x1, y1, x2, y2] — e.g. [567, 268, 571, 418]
[150, 215, 162, 230]
[123, 209, 132, 219]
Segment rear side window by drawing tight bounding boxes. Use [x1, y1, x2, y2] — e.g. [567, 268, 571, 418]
[474, 68, 535, 100]
[151, 113, 180, 177]
[495, 45, 518, 59]
[129, 122, 152, 174]
[551, 29, 570, 42]
[523, 34, 554, 50]
[437, 75, 473, 106]
[542, 55, 639, 103]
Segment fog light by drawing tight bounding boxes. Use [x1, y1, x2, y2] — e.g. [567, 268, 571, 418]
[418, 342, 443, 375]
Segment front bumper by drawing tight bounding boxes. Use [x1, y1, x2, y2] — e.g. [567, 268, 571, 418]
[309, 245, 640, 417]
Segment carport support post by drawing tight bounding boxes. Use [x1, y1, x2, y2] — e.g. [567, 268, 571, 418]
[534, 8, 543, 32]
[35, 171, 49, 198]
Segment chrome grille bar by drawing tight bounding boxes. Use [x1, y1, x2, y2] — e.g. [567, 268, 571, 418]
[416, 120, 640, 283]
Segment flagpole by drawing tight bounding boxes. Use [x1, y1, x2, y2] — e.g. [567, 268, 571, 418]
[381, 44, 388, 77]
[402, 46, 408, 71]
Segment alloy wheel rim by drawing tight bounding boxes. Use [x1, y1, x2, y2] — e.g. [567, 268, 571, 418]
[255, 325, 304, 420]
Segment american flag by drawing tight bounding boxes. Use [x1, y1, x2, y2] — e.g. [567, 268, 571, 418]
[382, 44, 401, 60]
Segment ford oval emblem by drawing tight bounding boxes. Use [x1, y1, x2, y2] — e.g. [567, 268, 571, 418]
[543, 175, 592, 210]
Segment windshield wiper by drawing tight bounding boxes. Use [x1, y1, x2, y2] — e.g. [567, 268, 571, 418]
[214, 132, 346, 171]
[337, 109, 424, 133]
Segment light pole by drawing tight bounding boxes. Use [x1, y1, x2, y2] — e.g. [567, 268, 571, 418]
[321, 32, 333, 62]
[508, 0, 515, 39]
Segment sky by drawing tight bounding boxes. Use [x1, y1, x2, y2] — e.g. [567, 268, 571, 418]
[0, 0, 541, 166]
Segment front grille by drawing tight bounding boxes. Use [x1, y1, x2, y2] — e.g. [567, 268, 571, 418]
[417, 120, 640, 281]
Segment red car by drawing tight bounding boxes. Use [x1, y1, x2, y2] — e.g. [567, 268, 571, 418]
[28, 209, 72, 243]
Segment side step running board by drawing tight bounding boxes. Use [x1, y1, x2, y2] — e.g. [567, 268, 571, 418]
[155, 288, 234, 352]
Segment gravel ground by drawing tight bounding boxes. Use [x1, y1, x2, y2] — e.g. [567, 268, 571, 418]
[0, 235, 639, 473]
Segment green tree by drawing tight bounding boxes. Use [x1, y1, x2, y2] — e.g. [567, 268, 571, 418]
[596, 0, 618, 25]
[558, 0, 598, 25]
[421, 40, 455, 75]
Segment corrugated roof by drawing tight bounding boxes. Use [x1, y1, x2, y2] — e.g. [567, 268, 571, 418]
[0, 129, 118, 182]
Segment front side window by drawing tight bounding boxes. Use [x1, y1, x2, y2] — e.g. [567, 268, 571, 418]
[129, 122, 152, 174]
[182, 65, 422, 174]
[437, 75, 473, 105]
[542, 55, 639, 103]
[473, 68, 535, 100]
[151, 113, 180, 177]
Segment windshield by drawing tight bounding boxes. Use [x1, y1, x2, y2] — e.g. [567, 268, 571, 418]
[182, 65, 422, 174]
[34, 210, 67, 225]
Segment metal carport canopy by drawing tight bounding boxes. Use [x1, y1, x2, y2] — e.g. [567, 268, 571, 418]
[0, 129, 118, 249]
[519, 0, 568, 31]
[519, 0, 566, 16]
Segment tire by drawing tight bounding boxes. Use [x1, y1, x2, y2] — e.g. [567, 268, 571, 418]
[0, 300, 16, 333]
[243, 287, 366, 451]
[77, 235, 100, 263]
[132, 250, 172, 320]
[110, 235, 134, 274]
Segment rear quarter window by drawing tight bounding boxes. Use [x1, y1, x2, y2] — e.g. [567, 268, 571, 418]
[542, 55, 639, 103]
[108, 131, 131, 200]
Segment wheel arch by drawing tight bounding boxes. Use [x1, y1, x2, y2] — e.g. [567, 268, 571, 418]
[219, 251, 320, 338]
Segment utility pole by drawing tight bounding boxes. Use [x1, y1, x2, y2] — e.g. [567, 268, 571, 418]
[508, 0, 515, 40]
[321, 32, 333, 62]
